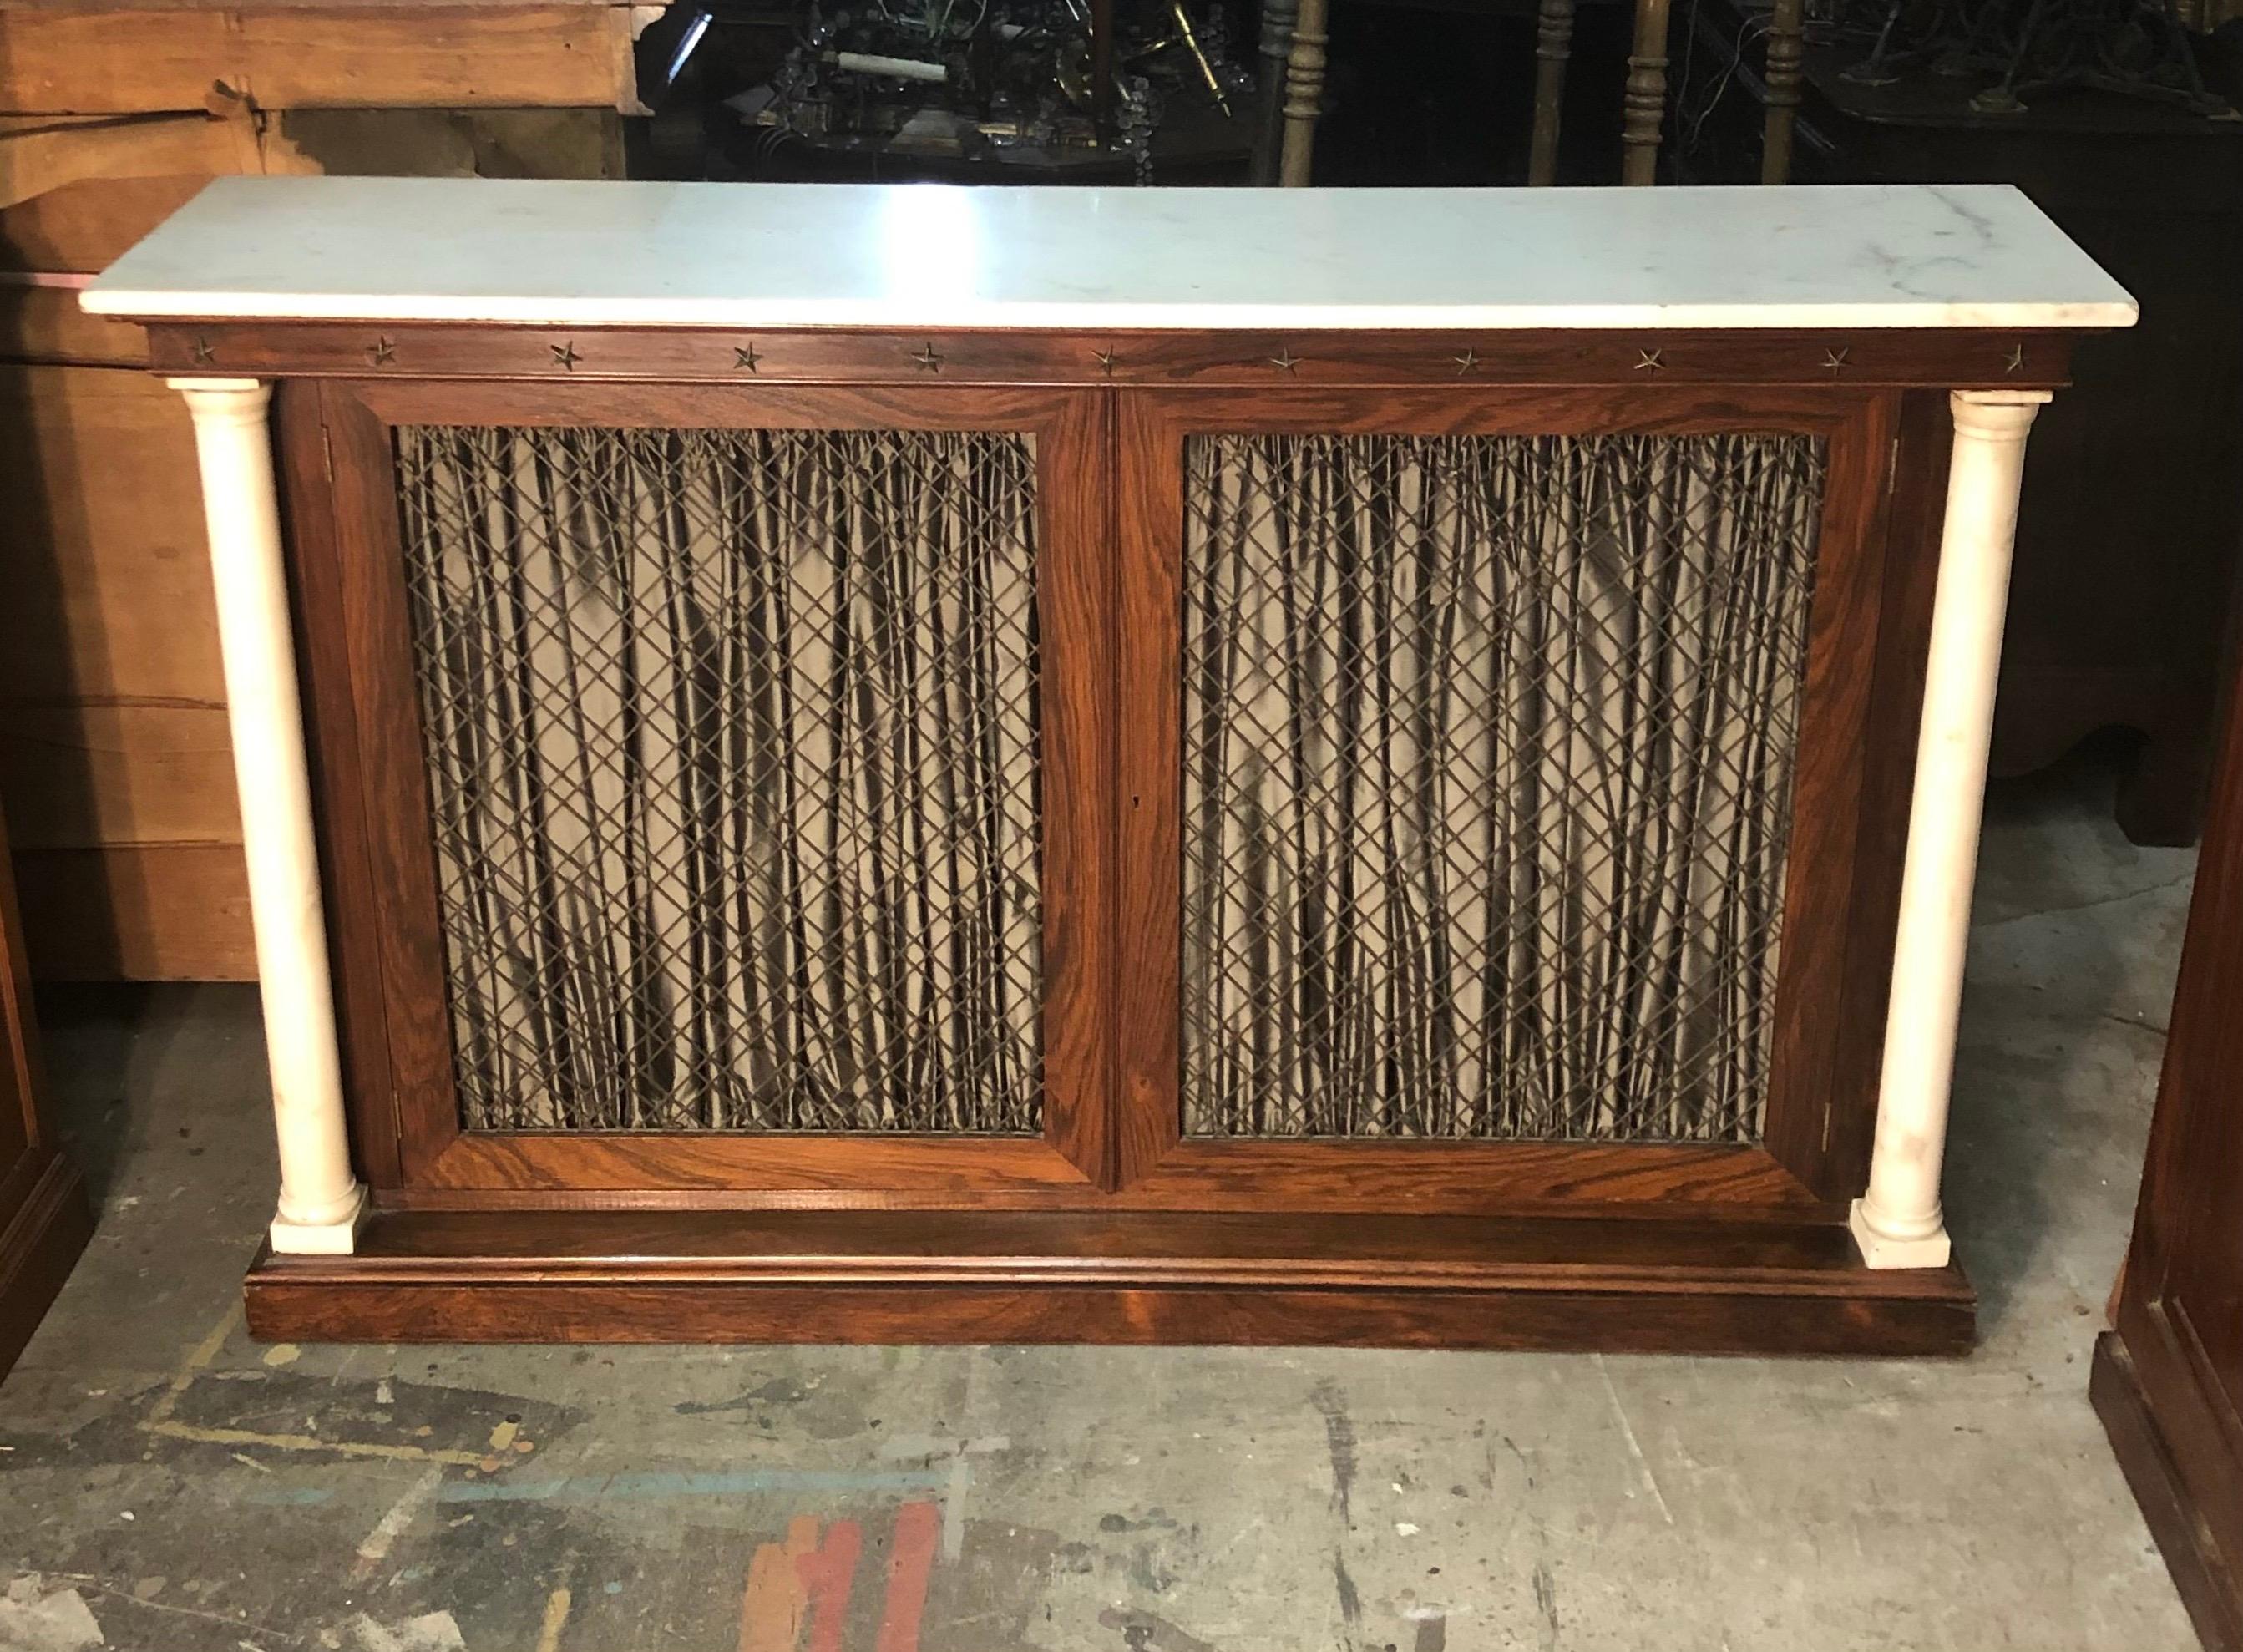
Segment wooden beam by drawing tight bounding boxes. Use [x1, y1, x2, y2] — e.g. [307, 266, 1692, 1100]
[0, 6, 646, 116]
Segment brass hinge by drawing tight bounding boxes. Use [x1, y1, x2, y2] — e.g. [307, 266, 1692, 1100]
[1821, 1097, 1835, 1153]
[1887, 435, 1901, 496]
[321, 422, 335, 483]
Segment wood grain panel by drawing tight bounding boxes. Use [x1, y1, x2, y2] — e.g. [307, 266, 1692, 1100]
[278, 378, 402, 1183]
[0, 703, 238, 848]
[1037, 393, 1121, 1188]
[9, 843, 253, 979]
[0, 111, 262, 210]
[1111, 390, 1183, 1186]
[0, 175, 215, 272]
[144, 322, 2080, 391]
[0, 362, 246, 978]
[320, 381, 462, 1178]
[397, 1136, 1805, 1211]
[0, 6, 639, 115]
[0, 283, 149, 366]
[242, 1206, 1975, 1352]
[0, 365, 222, 706]
[2097, 1330, 2243, 1649]
[1759, 393, 1897, 1195]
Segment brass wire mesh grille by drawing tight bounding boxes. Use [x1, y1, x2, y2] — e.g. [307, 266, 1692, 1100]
[1182, 432, 1827, 1142]
[394, 425, 1043, 1133]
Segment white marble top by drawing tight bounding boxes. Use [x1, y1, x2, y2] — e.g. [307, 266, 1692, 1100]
[84, 176, 2135, 332]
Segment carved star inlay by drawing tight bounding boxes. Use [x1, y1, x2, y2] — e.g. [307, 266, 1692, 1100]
[1453, 349, 1480, 376]
[190, 334, 215, 366]
[2004, 343, 2026, 375]
[1634, 348, 1664, 372]
[1824, 347, 1851, 375]
[734, 342, 762, 372]
[550, 341, 581, 371]
[1093, 348, 1118, 376]
[912, 342, 944, 373]
[1268, 347, 1301, 373]
[368, 337, 397, 367]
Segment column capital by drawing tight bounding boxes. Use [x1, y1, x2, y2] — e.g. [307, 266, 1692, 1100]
[1951, 388, 2052, 437]
[166, 375, 269, 396]
[169, 378, 273, 427]
[1952, 388, 2055, 405]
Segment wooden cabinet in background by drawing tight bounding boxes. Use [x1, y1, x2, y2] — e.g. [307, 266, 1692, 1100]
[0, 799, 91, 1381]
[2097, 653, 2243, 1652]
[1676, 20, 2243, 847]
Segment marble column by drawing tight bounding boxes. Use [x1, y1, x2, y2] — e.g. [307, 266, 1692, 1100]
[172, 377, 366, 1254]
[1851, 388, 2050, 1269]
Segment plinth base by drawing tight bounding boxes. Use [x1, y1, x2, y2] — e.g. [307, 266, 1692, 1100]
[246, 1207, 1976, 1355]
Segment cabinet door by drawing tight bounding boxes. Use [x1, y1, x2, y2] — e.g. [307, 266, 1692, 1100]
[290, 382, 1118, 1200]
[1109, 386, 1906, 1213]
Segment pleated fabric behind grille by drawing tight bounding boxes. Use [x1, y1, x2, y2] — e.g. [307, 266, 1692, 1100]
[1182, 432, 1826, 1143]
[393, 426, 1042, 1133]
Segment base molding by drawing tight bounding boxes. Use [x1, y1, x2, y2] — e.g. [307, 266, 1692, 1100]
[0, 1153, 93, 1380]
[245, 1207, 1976, 1355]
[2093, 1330, 2243, 1652]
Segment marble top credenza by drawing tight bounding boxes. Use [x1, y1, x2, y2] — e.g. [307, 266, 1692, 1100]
[83, 178, 2133, 1352]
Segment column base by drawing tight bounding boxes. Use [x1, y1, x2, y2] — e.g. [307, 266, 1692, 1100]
[1850, 1198, 1952, 1269]
[270, 1184, 369, 1256]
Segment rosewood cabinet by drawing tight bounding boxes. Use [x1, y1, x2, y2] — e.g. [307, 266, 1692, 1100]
[84, 177, 2131, 1352]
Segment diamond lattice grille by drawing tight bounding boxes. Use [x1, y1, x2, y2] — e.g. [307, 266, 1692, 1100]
[394, 425, 1042, 1133]
[1182, 432, 1827, 1142]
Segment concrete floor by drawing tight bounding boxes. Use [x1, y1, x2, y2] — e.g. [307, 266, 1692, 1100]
[0, 750, 2205, 1652]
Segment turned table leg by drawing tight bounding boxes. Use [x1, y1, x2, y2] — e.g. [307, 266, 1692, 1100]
[1527, 0, 1576, 186]
[1852, 389, 2051, 1269]
[172, 378, 366, 1256]
[1278, 0, 1329, 187]
[1762, 0, 1805, 184]
[1253, 0, 1299, 186]
[1620, 0, 1672, 185]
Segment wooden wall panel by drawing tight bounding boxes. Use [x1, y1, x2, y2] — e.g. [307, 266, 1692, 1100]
[11, 845, 255, 980]
[0, 705, 241, 848]
[0, 285, 149, 365]
[0, 366, 224, 706]
[0, 15, 635, 980]
[0, 174, 220, 271]
[0, 362, 250, 980]
[0, 6, 643, 116]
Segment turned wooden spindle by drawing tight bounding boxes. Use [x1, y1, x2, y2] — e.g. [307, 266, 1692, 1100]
[1762, 0, 1805, 185]
[1620, 0, 1673, 186]
[1278, 0, 1329, 188]
[1527, 0, 1576, 187]
[1253, 0, 1299, 187]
